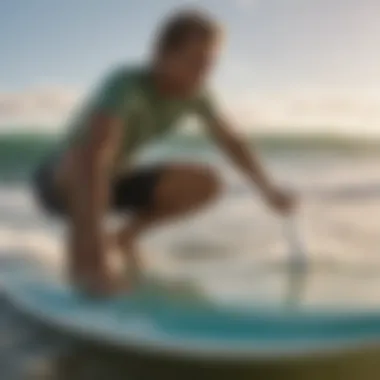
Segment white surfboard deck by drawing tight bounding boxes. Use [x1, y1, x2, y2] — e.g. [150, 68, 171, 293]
[3, 259, 380, 361]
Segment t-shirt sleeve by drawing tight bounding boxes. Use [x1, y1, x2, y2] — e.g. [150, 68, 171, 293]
[90, 67, 137, 120]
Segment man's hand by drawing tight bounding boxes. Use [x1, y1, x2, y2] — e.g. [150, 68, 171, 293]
[264, 186, 296, 215]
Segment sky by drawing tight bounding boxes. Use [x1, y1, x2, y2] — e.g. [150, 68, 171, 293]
[1, 0, 380, 135]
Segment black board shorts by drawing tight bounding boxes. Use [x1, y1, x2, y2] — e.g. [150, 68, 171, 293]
[32, 162, 164, 216]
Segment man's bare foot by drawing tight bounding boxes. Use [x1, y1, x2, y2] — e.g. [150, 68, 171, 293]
[108, 231, 143, 285]
[122, 242, 143, 285]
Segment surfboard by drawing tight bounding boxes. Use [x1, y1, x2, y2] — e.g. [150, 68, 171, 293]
[3, 259, 380, 361]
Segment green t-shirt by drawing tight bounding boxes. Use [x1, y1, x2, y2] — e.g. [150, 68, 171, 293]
[63, 65, 217, 168]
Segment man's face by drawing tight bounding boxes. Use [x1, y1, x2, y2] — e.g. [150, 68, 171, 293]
[162, 38, 220, 95]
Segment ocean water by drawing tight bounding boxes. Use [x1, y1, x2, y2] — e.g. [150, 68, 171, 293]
[1, 133, 380, 379]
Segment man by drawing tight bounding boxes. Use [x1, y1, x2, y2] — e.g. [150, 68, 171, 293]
[33, 10, 294, 295]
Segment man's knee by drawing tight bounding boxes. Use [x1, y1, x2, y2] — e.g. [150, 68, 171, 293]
[157, 164, 222, 205]
[175, 165, 222, 205]
[193, 166, 221, 202]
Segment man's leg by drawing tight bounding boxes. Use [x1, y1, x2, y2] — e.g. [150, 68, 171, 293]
[114, 164, 221, 253]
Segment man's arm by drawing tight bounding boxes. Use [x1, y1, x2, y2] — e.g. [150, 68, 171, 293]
[204, 115, 293, 213]
[64, 113, 124, 290]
